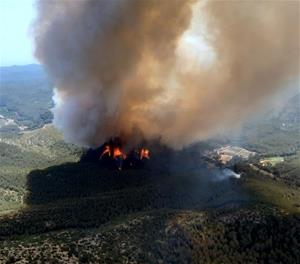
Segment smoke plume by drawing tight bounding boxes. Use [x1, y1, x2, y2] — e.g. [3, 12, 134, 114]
[33, 0, 299, 148]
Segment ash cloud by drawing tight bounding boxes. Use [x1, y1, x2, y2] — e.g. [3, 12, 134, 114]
[33, 0, 299, 148]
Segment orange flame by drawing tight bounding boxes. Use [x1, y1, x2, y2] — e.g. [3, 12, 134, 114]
[140, 148, 150, 159]
[100, 143, 149, 162]
[100, 145, 111, 159]
[113, 147, 126, 159]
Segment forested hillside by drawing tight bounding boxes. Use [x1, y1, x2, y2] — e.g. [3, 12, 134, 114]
[0, 64, 299, 263]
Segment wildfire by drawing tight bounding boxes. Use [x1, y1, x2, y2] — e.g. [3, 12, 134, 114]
[140, 148, 150, 160]
[99, 142, 150, 170]
[113, 147, 126, 159]
[100, 145, 111, 159]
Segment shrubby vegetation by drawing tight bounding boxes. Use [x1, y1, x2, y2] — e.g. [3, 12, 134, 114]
[0, 125, 81, 213]
[0, 208, 299, 263]
[0, 157, 249, 237]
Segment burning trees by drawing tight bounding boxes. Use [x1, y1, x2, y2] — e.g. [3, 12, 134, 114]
[81, 138, 150, 171]
[101, 142, 150, 170]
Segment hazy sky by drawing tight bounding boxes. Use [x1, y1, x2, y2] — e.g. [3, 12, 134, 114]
[0, 0, 37, 66]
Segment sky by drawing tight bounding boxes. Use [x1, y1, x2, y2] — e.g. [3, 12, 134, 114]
[0, 0, 37, 66]
[0, 0, 212, 68]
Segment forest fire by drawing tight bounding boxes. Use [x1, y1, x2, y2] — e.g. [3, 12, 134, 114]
[99, 144, 149, 161]
[112, 147, 126, 160]
[98, 140, 150, 170]
[140, 148, 150, 160]
[99, 145, 111, 159]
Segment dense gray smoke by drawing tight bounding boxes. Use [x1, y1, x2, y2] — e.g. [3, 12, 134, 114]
[33, 0, 299, 148]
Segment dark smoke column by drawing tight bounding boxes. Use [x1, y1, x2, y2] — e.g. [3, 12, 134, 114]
[33, 0, 195, 147]
[33, 0, 299, 148]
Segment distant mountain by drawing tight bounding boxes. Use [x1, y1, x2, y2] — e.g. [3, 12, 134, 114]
[0, 64, 47, 82]
[0, 64, 54, 131]
[279, 93, 300, 129]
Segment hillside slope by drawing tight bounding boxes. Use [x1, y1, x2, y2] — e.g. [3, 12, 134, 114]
[0, 125, 80, 213]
